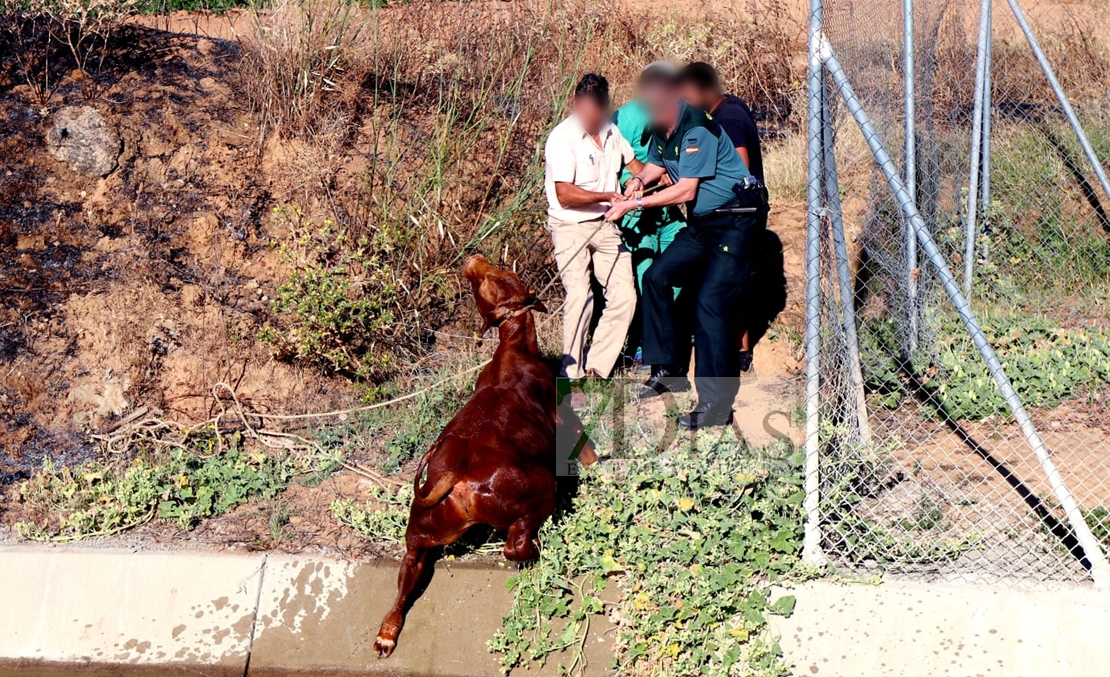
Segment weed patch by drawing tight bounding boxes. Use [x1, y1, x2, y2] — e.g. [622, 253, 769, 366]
[16, 428, 299, 540]
[489, 441, 805, 677]
[863, 311, 1110, 421]
[259, 207, 405, 383]
[830, 516, 983, 566]
[331, 484, 412, 543]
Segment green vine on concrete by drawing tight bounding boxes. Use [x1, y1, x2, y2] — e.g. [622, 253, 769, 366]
[488, 440, 805, 677]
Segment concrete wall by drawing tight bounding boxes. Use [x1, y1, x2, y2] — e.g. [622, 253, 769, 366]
[0, 546, 612, 677]
[4, 545, 1110, 676]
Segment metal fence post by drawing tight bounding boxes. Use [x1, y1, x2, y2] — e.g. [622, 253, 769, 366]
[964, 0, 992, 296]
[1006, 0, 1110, 206]
[818, 35, 1110, 588]
[802, 0, 827, 568]
[981, 0, 993, 215]
[904, 0, 919, 358]
[822, 90, 872, 449]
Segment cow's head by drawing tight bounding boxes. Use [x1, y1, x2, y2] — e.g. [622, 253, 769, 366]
[464, 254, 548, 335]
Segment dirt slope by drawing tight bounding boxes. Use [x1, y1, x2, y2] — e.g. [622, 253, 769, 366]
[0, 26, 352, 487]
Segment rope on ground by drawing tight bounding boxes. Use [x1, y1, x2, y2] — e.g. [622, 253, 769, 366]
[88, 362, 492, 491]
[241, 360, 491, 422]
[86, 210, 637, 486]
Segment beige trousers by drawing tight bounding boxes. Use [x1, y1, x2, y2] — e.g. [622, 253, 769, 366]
[547, 217, 636, 379]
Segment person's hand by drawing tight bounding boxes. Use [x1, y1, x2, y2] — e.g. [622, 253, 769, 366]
[623, 176, 645, 199]
[605, 199, 636, 222]
[658, 173, 674, 187]
[602, 192, 626, 204]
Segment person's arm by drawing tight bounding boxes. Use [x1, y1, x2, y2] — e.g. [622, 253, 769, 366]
[607, 177, 698, 221]
[617, 133, 646, 186]
[554, 182, 623, 207]
[736, 145, 750, 169]
[623, 162, 668, 198]
[640, 178, 699, 207]
[608, 128, 718, 221]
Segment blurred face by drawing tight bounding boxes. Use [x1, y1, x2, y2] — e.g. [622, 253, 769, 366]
[681, 82, 713, 111]
[572, 95, 609, 135]
[640, 81, 681, 132]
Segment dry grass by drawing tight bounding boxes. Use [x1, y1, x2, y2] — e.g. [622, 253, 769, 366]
[763, 115, 874, 206]
[233, 0, 804, 379]
[216, 0, 1110, 381]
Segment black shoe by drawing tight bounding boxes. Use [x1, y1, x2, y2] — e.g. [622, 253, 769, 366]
[738, 350, 754, 373]
[637, 367, 691, 399]
[677, 401, 734, 430]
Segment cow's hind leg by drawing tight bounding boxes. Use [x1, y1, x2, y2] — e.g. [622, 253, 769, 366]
[503, 513, 547, 563]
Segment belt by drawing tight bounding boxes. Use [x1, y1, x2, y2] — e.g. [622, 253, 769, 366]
[688, 209, 761, 229]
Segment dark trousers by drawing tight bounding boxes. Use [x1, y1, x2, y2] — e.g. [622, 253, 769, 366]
[641, 215, 761, 406]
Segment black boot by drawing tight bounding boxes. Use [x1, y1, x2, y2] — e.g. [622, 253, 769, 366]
[738, 350, 754, 373]
[678, 401, 734, 430]
[637, 366, 691, 399]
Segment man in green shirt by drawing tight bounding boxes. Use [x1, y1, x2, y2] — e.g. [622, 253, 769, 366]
[612, 98, 687, 288]
[612, 94, 686, 369]
[604, 64, 766, 430]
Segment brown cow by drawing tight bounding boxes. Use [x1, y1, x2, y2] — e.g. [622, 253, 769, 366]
[373, 254, 597, 658]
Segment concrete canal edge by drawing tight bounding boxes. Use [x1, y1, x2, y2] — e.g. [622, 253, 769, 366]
[0, 544, 613, 676]
[2, 544, 1110, 676]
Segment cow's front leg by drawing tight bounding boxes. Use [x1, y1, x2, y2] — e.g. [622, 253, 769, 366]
[374, 544, 429, 658]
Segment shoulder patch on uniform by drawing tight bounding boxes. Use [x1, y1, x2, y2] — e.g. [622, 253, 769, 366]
[685, 146, 700, 154]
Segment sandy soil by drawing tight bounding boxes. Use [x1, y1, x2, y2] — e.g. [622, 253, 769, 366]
[0, 26, 356, 482]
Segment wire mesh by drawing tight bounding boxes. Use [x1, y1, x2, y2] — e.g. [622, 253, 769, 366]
[811, 0, 1110, 585]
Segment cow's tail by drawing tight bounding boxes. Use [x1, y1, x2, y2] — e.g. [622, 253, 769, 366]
[411, 447, 457, 508]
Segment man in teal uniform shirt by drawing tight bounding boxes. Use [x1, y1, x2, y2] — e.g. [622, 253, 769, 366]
[605, 64, 765, 429]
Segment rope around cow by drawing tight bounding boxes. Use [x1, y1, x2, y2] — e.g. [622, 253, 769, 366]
[89, 211, 629, 486]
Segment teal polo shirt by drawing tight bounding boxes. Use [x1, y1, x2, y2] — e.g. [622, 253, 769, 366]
[647, 102, 750, 217]
[614, 99, 653, 184]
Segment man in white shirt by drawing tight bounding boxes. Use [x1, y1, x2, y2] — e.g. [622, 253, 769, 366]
[545, 74, 641, 384]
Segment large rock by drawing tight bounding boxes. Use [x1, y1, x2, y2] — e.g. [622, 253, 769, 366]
[45, 106, 121, 177]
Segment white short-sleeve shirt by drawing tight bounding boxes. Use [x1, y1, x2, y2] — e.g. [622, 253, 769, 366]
[544, 115, 635, 222]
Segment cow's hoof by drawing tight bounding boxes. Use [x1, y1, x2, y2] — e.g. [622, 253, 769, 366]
[374, 636, 396, 658]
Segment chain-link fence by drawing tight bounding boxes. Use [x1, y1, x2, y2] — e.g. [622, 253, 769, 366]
[804, 0, 1110, 586]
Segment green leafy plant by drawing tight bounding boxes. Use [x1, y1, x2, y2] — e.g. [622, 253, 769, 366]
[259, 206, 405, 383]
[489, 441, 805, 677]
[862, 311, 1110, 421]
[331, 484, 413, 543]
[1086, 506, 1110, 548]
[829, 514, 982, 566]
[17, 429, 296, 540]
[928, 315, 1110, 420]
